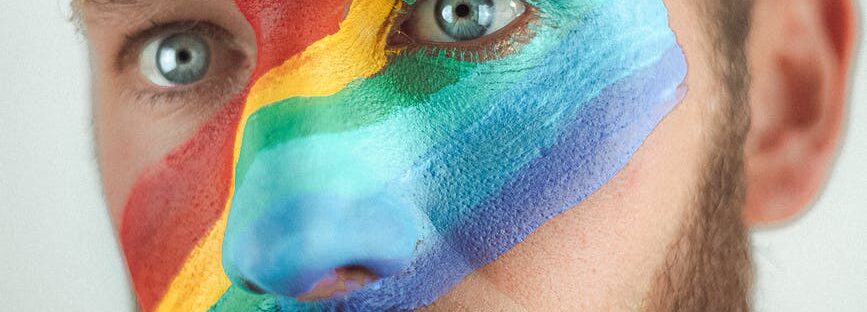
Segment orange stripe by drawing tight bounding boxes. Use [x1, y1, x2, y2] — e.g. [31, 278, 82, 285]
[154, 1, 401, 310]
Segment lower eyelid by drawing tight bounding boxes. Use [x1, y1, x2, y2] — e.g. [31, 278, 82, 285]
[392, 6, 539, 62]
[127, 73, 243, 119]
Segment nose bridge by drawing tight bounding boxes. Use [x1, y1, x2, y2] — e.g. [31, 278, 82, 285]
[224, 135, 421, 297]
[239, 0, 400, 119]
[223, 0, 413, 299]
[231, 0, 401, 183]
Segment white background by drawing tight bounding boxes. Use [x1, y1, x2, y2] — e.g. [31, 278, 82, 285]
[0, 1, 864, 311]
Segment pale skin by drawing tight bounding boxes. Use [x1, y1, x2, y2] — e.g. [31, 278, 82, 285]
[81, 0, 857, 310]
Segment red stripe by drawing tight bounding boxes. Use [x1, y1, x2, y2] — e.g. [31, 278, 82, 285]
[119, 0, 350, 310]
[238, 0, 353, 77]
[120, 96, 241, 312]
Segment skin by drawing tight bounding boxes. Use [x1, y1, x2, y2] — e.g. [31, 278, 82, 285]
[79, 0, 857, 310]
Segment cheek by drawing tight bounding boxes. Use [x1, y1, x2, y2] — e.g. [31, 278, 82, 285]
[115, 0, 689, 310]
[114, 0, 352, 310]
[93, 74, 211, 219]
[115, 95, 243, 311]
[469, 95, 707, 309]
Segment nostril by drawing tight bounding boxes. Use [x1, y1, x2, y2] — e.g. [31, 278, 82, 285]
[295, 265, 380, 302]
[224, 190, 420, 300]
[240, 278, 266, 295]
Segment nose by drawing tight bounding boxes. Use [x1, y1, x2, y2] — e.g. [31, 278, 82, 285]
[225, 191, 418, 298]
[222, 134, 420, 298]
[223, 0, 413, 298]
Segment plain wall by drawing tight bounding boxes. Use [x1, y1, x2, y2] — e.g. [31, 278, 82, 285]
[0, 0, 864, 311]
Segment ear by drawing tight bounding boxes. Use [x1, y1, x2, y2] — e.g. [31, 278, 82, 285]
[743, 0, 858, 226]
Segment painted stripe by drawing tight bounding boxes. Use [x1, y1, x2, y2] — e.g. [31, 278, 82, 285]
[234, 0, 401, 157]
[236, 0, 352, 77]
[120, 0, 350, 310]
[152, 1, 400, 311]
[211, 45, 687, 312]
[208, 0, 686, 308]
[120, 97, 240, 312]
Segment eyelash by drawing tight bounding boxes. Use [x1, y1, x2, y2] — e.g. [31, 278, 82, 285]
[117, 21, 249, 113]
[116, 5, 535, 111]
[388, 3, 538, 62]
[128, 74, 242, 113]
[118, 21, 225, 72]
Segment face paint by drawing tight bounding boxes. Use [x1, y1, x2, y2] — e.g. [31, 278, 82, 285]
[118, 0, 687, 311]
[119, 0, 351, 310]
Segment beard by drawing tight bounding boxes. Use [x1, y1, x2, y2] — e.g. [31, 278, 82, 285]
[644, 0, 754, 307]
[644, 53, 753, 312]
[643, 124, 753, 311]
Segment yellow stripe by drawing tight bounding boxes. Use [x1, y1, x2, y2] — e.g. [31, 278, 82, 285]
[154, 1, 400, 311]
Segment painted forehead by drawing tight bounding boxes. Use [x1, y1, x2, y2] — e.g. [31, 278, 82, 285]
[120, 0, 686, 311]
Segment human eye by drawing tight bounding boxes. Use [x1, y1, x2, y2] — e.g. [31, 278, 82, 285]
[118, 21, 252, 114]
[392, 0, 535, 59]
[140, 30, 211, 87]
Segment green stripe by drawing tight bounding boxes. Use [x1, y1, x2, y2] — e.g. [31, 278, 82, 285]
[235, 53, 475, 185]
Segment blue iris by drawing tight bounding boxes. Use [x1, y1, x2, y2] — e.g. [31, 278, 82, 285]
[435, 0, 495, 40]
[156, 33, 210, 85]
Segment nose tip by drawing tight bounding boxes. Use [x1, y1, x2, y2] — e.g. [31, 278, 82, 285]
[223, 191, 419, 299]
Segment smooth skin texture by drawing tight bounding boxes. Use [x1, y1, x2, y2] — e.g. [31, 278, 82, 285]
[79, 0, 857, 310]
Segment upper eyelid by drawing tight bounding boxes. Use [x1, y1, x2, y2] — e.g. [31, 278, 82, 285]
[112, 19, 251, 118]
[392, 1, 538, 61]
[114, 20, 233, 74]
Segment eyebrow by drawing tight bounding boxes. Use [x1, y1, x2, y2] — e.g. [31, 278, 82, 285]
[76, 0, 140, 8]
[74, 0, 149, 19]
[74, 0, 160, 31]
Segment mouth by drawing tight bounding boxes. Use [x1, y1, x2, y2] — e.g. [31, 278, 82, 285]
[296, 266, 380, 302]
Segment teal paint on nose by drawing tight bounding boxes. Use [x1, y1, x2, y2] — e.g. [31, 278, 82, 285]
[221, 134, 421, 298]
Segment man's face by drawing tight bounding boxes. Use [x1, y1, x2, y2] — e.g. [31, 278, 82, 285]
[83, 0, 738, 310]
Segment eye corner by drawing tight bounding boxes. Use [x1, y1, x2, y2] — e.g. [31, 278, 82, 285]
[112, 19, 253, 116]
[391, 0, 539, 62]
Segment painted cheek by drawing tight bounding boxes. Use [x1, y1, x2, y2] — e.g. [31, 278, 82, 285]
[119, 96, 242, 312]
[117, 0, 353, 311]
[214, 3, 686, 311]
[146, 0, 406, 311]
[214, 1, 687, 311]
[122, 0, 689, 311]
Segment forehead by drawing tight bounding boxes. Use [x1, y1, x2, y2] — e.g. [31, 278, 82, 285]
[77, 0, 239, 24]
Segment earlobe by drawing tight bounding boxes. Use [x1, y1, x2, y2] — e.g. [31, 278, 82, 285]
[743, 0, 857, 226]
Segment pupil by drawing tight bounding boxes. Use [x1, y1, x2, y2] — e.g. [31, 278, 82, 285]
[454, 4, 471, 18]
[153, 33, 210, 85]
[434, 0, 494, 41]
[177, 49, 192, 64]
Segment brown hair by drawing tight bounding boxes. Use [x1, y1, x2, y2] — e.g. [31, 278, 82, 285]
[646, 1, 756, 311]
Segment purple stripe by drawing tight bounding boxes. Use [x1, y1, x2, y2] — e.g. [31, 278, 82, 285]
[329, 46, 687, 311]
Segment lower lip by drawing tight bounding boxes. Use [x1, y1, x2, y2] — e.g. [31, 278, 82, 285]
[296, 266, 379, 301]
